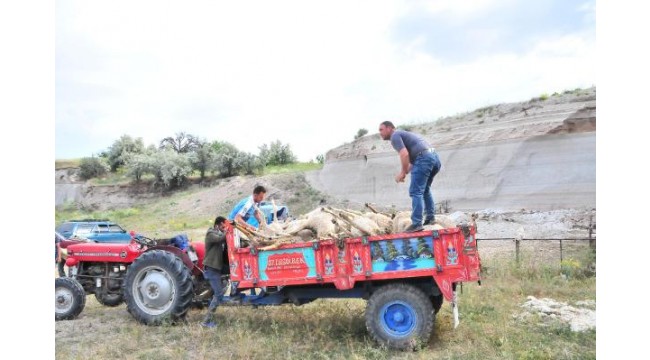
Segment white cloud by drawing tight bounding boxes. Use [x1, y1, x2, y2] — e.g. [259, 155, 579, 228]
[56, 0, 595, 161]
[416, 0, 516, 18]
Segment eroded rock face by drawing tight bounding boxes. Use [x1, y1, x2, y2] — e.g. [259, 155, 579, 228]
[308, 89, 596, 212]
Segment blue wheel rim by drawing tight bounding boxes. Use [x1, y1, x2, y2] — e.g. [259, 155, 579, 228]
[379, 301, 417, 338]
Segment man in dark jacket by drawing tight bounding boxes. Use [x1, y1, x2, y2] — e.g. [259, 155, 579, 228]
[201, 216, 227, 328]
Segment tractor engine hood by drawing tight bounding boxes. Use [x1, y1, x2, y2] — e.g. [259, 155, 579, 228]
[66, 241, 143, 265]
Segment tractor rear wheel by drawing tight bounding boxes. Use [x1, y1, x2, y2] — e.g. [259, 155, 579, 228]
[123, 250, 194, 325]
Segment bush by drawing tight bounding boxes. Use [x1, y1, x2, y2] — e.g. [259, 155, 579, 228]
[213, 142, 241, 177]
[354, 128, 368, 140]
[125, 153, 155, 183]
[235, 152, 264, 175]
[259, 140, 297, 166]
[78, 157, 109, 180]
[188, 141, 216, 180]
[150, 150, 193, 189]
[106, 135, 145, 172]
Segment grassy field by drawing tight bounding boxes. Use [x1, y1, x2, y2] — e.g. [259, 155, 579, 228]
[55, 158, 82, 169]
[262, 162, 323, 175]
[55, 249, 595, 360]
[55, 162, 595, 359]
[56, 161, 323, 186]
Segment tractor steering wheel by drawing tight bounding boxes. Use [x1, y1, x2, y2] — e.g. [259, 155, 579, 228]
[133, 235, 157, 247]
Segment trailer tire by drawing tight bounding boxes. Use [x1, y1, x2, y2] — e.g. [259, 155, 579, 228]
[431, 295, 443, 314]
[365, 283, 434, 350]
[124, 250, 194, 325]
[55, 277, 86, 321]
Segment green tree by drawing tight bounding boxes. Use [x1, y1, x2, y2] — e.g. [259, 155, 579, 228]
[354, 128, 368, 140]
[159, 132, 199, 153]
[150, 150, 193, 189]
[106, 135, 145, 172]
[235, 152, 264, 175]
[316, 154, 325, 164]
[213, 142, 241, 177]
[78, 157, 109, 180]
[188, 140, 216, 180]
[259, 140, 297, 166]
[125, 153, 154, 183]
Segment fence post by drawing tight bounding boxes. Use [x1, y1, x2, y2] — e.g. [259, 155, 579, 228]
[560, 239, 563, 264]
[515, 239, 520, 263]
[588, 215, 595, 249]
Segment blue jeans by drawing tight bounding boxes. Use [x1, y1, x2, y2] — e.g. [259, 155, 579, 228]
[409, 151, 442, 226]
[204, 266, 223, 310]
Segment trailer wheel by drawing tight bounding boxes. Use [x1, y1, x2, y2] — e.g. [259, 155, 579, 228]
[124, 250, 194, 325]
[431, 295, 443, 314]
[365, 283, 434, 350]
[55, 277, 86, 321]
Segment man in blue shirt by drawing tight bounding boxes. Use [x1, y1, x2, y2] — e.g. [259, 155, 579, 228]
[228, 185, 267, 296]
[228, 185, 267, 232]
[379, 121, 442, 232]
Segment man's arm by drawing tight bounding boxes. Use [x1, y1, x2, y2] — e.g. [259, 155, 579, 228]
[395, 148, 410, 183]
[234, 214, 256, 231]
[254, 205, 265, 226]
[205, 229, 225, 245]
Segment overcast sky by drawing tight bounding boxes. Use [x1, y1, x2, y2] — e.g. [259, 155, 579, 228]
[55, 0, 596, 161]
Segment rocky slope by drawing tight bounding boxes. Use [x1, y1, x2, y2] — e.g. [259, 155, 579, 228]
[309, 88, 596, 212]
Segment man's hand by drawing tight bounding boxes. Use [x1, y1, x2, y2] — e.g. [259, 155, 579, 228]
[395, 171, 406, 183]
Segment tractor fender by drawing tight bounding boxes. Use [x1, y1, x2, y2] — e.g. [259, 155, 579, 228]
[146, 245, 194, 270]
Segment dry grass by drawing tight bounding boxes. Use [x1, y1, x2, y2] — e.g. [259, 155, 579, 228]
[55, 250, 595, 359]
[55, 159, 82, 169]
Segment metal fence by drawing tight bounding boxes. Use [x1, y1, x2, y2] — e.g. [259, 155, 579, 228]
[475, 215, 596, 264]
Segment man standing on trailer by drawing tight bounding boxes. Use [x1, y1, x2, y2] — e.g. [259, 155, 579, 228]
[379, 121, 442, 232]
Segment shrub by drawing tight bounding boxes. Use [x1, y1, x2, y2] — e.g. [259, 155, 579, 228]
[106, 135, 145, 172]
[213, 142, 242, 177]
[235, 152, 264, 175]
[259, 140, 297, 166]
[354, 128, 368, 140]
[78, 157, 109, 180]
[150, 150, 193, 189]
[188, 141, 216, 180]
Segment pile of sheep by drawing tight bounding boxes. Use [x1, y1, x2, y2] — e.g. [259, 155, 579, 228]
[235, 204, 474, 250]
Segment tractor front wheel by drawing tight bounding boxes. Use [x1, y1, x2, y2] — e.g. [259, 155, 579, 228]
[55, 277, 86, 321]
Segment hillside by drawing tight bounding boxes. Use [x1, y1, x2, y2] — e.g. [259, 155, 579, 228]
[310, 87, 596, 212]
[56, 87, 596, 238]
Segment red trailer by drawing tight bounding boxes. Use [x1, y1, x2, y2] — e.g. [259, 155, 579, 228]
[57, 221, 481, 350]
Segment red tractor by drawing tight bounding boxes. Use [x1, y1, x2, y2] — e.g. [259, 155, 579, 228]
[56, 222, 481, 349]
[55, 233, 216, 324]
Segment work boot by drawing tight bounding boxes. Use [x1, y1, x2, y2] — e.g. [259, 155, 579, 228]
[200, 310, 217, 328]
[57, 260, 67, 278]
[423, 217, 435, 226]
[404, 223, 424, 233]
